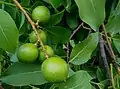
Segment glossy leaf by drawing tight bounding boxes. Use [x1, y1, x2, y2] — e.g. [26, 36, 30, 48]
[106, 16, 120, 34]
[75, 0, 105, 30]
[19, 13, 25, 30]
[0, 9, 18, 53]
[68, 68, 75, 77]
[112, 35, 120, 53]
[106, 0, 120, 34]
[109, 0, 120, 19]
[96, 67, 106, 82]
[4, 6, 18, 21]
[47, 10, 64, 26]
[51, 70, 92, 89]
[21, 0, 30, 7]
[43, 0, 64, 8]
[66, 15, 79, 29]
[46, 26, 71, 44]
[0, 62, 47, 86]
[65, 0, 72, 12]
[70, 33, 98, 65]
[0, 52, 2, 76]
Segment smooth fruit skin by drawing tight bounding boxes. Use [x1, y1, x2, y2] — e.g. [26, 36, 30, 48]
[32, 6, 50, 23]
[29, 30, 46, 43]
[39, 45, 54, 62]
[41, 57, 69, 82]
[17, 43, 38, 63]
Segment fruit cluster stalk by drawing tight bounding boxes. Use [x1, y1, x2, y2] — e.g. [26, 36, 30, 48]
[13, 0, 48, 58]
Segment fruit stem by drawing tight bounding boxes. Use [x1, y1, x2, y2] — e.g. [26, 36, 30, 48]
[102, 24, 120, 74]
[13, 0, 49, 59]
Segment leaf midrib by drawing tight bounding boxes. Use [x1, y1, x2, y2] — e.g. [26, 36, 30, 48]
[47, 29, 60, 37]
[0, 25, 12, 50]
[3, 70, 42, 77]
[70, 37, 93, 62]
[90, 0, 96, 12]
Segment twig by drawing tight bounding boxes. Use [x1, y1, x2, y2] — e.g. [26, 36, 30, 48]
[66, 42, 70, 62]
[0, 83, 4, 89]
[110, 64, 116, 89]
[0, 86, 4, 89]
[82, 25, 91, 30]
[82, 25, 92, 34]
[102, 24, 120, 74]
[104, 42, 120, 65]
[66, 22, 83, 62]
[104, 42, 112, 56]
[13, 0, 48, 58]
[99, 32, 112, 84]
[69, 22, 84, 39]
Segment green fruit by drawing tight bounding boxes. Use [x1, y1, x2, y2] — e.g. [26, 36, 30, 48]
[32, 6, 50, 23]
[17, 43, 38, 63]
[41, 57, 68, 82]
[39, 45, 54, 62]
[29, 30, 46, 43]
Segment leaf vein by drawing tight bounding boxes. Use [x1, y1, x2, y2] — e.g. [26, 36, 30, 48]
[0, 25, 11, 50]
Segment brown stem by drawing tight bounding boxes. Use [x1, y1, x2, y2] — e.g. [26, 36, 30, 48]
[69, 22, 84, 40]
[66, 42, 69, 62]
[13, 0, 48, 58]
[82, 25, 92, 34]
[0, 86, 4, 89]
[102, 24, 120, 74]
[99, 32, 112, 85]
[82, 25, 91, 30]
[66, 22, 83, 62]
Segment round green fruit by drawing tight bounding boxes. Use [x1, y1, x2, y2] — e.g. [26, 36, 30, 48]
[29, 30, 46, 43]
[17, 43, 38, 63]
[39, 45, 54, 62]
[32, 6, 50, 23]
[41, 57, 68, 82]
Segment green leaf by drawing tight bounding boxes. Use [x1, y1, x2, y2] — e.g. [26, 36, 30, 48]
[66, 15, 79, 29]
[75, 0, 105, 30]
[109, 0, 120, 19]
[47, 10, 64, 26]
[91, 80, 107, 89]
[4, 6, 18, 21]
[51, 70, 92, 89]
[46, 26, 71, 44]
[106, 0, 120, 34]
[65, 0, 72, 12]
[70, 32, 98, 65]
[106, 16, 120, 34]
[21, 0, 30, 7]
[43, 0, 64, 8]
[68, 68, 75, 77]
[0, 52, 2, 76]
[0, 9, 18, 53]
[19, 13, 25, 30]
[5, 62, 41, 75]
[96, 67, 106, 82]
[0, 62, 47, 86]
[112, 35, 120, 53]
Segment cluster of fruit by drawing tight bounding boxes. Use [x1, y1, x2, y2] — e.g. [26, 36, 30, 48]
[16, 6, 69, 83]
